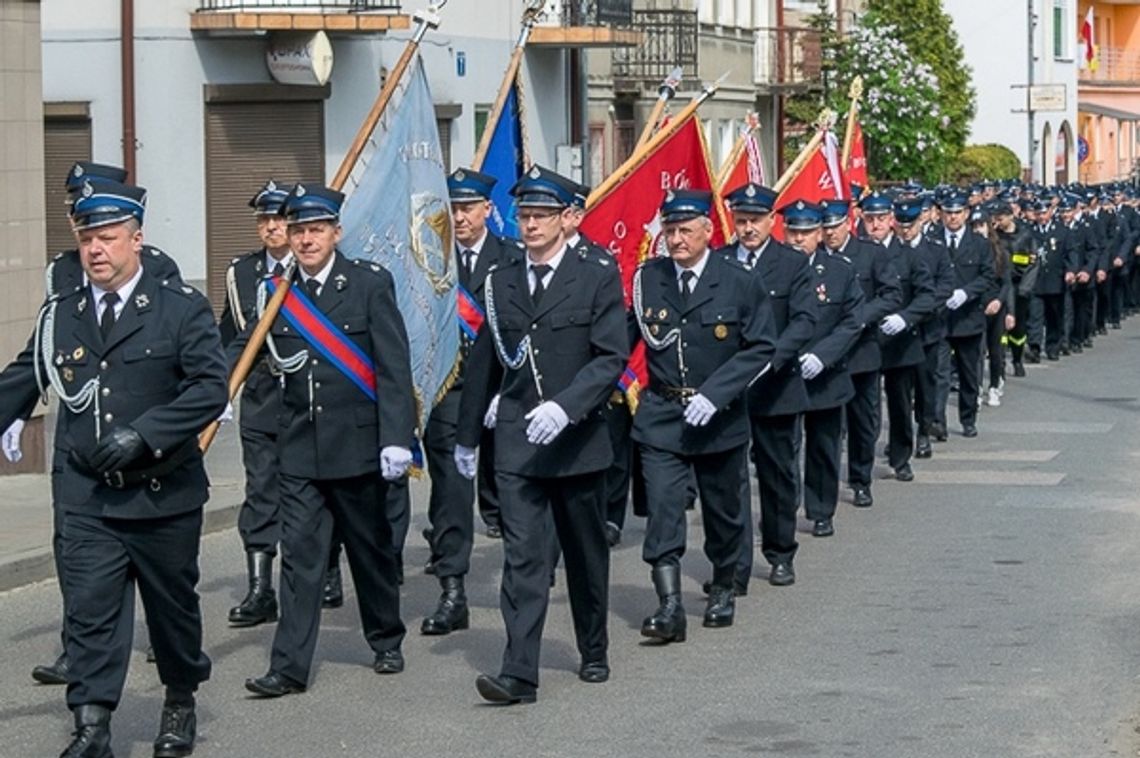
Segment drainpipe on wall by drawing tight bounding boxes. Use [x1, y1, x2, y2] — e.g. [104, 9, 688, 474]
[121, 0, 137, 181]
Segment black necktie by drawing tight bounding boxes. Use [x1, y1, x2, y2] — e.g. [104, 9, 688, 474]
[680, 271, 695, 302]
[459, 249, 474, 288]
[305, 278, 321, 300]
[100, 292, 119, 339]
[271, 262, 285, 279]
[949, 235, 958, 253]
[531, 264, 552, 305]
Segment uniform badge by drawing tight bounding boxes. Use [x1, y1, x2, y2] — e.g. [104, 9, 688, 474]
[72, 346, 85, 361]
[816, 283, 828, 302]
[295, 185, 306, 197]
[714, 324, 728, 340]
[134, 294, 149, 309]
[454, 169, 466, 182]
[255, 259, 264, 273]
[745, 185, 756, 198]
[55, 354, 64, 366]
[62, 367, 74, 383]
[529, 166, 541, 180]
[81, 180, 94, 198]
[658, 309, 668, 319]
[77, 298, 87, 314]
[182, 286, 193, 294]
[333, 273, 347, 291]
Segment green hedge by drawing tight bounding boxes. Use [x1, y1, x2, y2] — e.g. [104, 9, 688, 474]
[949, 144, 1022, 183]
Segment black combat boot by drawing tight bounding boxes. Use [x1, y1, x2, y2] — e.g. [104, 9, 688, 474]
[703, 584, 735, 628]
[640, 564, 686, 643]
[152, 690, 195, 758]
[228, 551, 278, 627]
[32, 651, 70, 685]
[60, 704, 113, 758]
[421, 575, 470, 635]
[322, 563, 343, 609]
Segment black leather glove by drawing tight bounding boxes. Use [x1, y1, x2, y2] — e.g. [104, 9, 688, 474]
[90, 427, 148, 474]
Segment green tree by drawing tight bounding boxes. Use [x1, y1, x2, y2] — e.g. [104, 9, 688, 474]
[784, 0, 842, 163]
[863, 0, 977, 160]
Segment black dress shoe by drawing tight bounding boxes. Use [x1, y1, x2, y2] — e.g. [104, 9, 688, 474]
[1072, 343, 1083, 354]
[1025, 349, 1041, 364]
[703, 586, 735, 628]
[475, 674, 536, 705]
[1112, 322, 1122, 330]
[1046, 351, 1059, 361]
[485, 524, 502, 539]
[153, 702, 196, 758]
[61, 704, 112, 758]
[321, 565, 343, 609]
[1060, 343, 1071, 356]
[245, 671, 306, 698]
[812, 518, 834, 537]
[1013, 361, 1026, 377]
[604, 521, 622, 548]
[894, 463, 914, 482]
[915, 435, 932, 459]
[852, 485, 873, 508]
[373, 649, 405, 674]
[1097, 326, 1108, 336]
[962, 425, 978, 438]
[32, 651, 69, 685]
[930, 421, 948, 442]
[578, 659, 610, 683]
[768, 563, 795, 587]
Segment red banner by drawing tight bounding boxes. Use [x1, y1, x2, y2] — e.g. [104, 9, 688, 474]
[581, 115, 729, 409]
[772, 131, 845, 242]
[846, 120, 868, 193]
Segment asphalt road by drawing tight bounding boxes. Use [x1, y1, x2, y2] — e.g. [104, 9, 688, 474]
[4, 327, 1140, 757]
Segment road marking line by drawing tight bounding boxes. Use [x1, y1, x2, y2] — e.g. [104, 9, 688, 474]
[911, 471, 1065, 486]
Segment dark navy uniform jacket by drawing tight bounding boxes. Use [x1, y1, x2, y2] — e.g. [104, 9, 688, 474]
[802, 250, 864, 411]
[716, 238, 817, 417]
[229, 252, 417, 481]
[0, 270, 228, 519]
[936, 229, 1000, 338]
[879, 236, 937, 370]
[916, 240, 955, 346]
[630, 252, 776, 455]
[218, 248, 285, 434]
[1033, 219, 1080, 296]
[456, 245, 629, 478]
[831, 235, 901, 374]
[47, 244, 182, 296]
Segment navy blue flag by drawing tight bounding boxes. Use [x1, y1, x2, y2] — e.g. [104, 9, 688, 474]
[480, 78, 525, 239]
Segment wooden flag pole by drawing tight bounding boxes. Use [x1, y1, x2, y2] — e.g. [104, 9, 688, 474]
[634, 66, 683, 151]
[840, 76, 864, 171]
[471, 5, 543, 170]
[772, 108, 836, 196]
[200, 3, 446, 453]
[587, 73, 726, 209]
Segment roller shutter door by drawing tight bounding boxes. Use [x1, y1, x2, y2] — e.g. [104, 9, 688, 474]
[43, 115, 91, 261]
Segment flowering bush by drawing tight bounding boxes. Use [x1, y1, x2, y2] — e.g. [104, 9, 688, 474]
[830, 20, 952, 182]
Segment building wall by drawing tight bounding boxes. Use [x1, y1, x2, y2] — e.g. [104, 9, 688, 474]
[41, 1, 570, 283]
[0, 0, 47, 473]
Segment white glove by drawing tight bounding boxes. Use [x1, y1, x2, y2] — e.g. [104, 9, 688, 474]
[799, 353, 825, 380]
[880, 313, 907, 336]
[217, 402, 234, 424]
[683, 393, 717, 427]
[380, 445, 414, 481]
[524, 401, 570, 445]
[454, 444, 478, 480]
[483, 394, 500, 430]
[2, 419, 24, 463]
[946, 288, 968, 310]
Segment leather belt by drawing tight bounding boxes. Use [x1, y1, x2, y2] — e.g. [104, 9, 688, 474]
[649, 384, 698, 404]
[71, 438, 198, 491]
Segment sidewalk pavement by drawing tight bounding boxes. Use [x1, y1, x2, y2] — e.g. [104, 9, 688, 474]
[0, 419, 247, 593]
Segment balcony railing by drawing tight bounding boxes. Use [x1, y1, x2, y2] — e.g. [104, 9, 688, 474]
[612, 7, 698, 88]
[753, 26, 822, 90]
[197, 0, 400, 10]
[1081, 45, 1140, 84]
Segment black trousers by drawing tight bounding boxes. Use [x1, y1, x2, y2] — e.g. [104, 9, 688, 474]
[802, 406, 844, 521]
[984, 310, 1006, 390]
[845, 370, 881, 487]
[747, 412, 800, 568]
[273, 473, 404, 686]
[882, 365, 917, 469]
[1096, 280, 1110, 330]
[424, 392, 474, 578]
[477, 427, 500, 528]
[1008, 293, 1030, 364]
[947, 334, 982, 427]
[62, 510, 210, 710]
[640, 442, 747, 586]
[237, 426, 281, 555]
[1110, 268, 1127, 325]
[1072, 287, 1094, 345]
[1041, 294, 1065, 355]
[603, 398, 633, 530]
[914, 341, 940, 435]
[495, 471, 609, 687]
